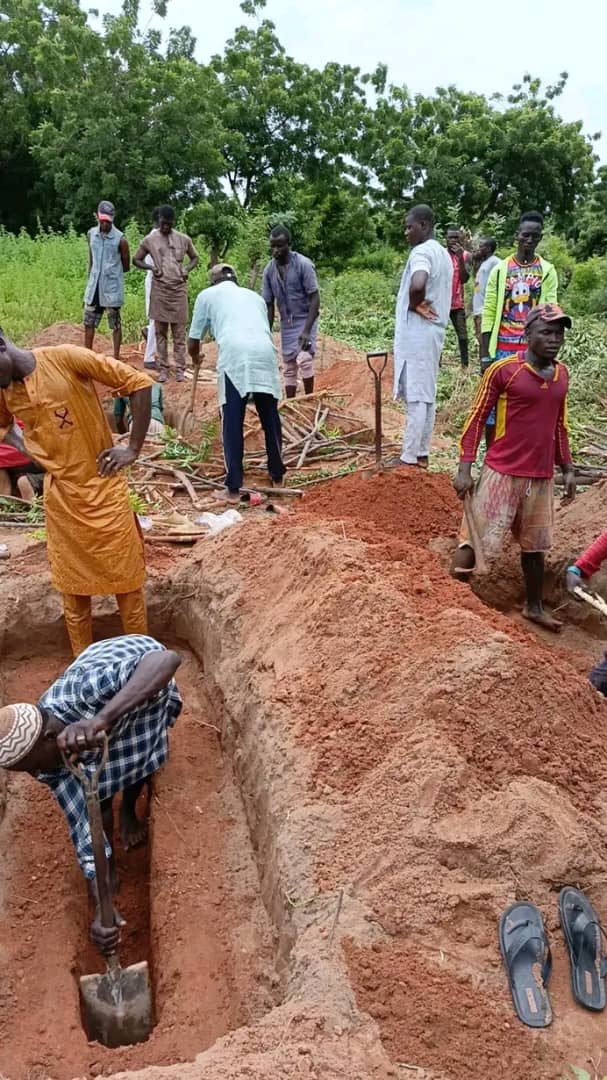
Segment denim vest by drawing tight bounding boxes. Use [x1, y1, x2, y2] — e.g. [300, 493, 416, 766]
[84, 225, 125, 308]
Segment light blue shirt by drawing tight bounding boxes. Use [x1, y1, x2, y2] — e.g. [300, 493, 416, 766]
[189, 282, 282, 406]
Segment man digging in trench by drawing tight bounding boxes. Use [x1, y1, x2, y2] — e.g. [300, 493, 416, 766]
[0, 635, 182, 955]
[452, 303, 576, 631]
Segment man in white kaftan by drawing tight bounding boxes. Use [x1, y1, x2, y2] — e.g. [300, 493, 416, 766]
[393, 205, 453, 466]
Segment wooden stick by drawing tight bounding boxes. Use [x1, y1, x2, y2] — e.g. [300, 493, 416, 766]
[464, 494, 488, 575]
[297, 405, 329, 468]
[573, 585, 607, 617]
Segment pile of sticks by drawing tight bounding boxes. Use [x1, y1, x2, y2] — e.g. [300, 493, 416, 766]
[205, 391, 399, 484]
[569, 423, 607, 484]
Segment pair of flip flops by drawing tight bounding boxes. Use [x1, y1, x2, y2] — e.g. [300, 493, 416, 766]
[499, 888, 607, 1027]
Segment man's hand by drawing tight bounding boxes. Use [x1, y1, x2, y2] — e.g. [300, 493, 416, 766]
[561, 466, 576, 504]
[453, 463, 474, 500]
[91, 904, 125, 957]
[57, 716, 109, 760]
[297, 332, 312, 352]
[97, 444, 138, 477]
[566, 568, 586, 597]
[152, 266, 162, 279]
[415, 300, 439, 322]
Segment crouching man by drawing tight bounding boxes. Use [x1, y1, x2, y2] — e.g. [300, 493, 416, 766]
[0, 634, 182, 955]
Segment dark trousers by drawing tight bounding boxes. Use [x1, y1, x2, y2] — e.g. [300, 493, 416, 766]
[223, 376, 285, 494]
[450, 308, 469, 367]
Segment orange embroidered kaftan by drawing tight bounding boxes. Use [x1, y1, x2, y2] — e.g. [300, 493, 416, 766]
[0, 347, 153, 595]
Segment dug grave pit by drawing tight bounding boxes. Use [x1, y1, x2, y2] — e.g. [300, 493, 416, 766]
[0, 626, 279, 1080]
[2, 465, 607, 1080]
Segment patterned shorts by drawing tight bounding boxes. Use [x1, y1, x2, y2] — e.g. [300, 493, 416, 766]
[459, 465, 554, 555]
[83, 303, 121, 331]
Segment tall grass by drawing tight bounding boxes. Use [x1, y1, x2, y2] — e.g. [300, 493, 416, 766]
[0, 224, 212, 345]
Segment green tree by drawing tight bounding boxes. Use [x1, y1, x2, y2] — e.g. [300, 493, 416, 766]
[364, 73, 597, 235]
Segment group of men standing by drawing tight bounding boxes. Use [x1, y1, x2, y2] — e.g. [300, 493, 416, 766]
[82, 205, 321, 501]
[394, 203, 572, 629]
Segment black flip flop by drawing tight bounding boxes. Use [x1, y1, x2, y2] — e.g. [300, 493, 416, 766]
[559, 887, 607, 1011]
[499, 901, 553, 1027]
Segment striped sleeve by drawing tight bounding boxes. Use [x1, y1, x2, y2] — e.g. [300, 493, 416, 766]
[459, 361, 510, 462]
[554, 369, 572, 467]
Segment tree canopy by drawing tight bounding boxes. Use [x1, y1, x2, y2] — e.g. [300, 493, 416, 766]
[0, 0, 602, 260]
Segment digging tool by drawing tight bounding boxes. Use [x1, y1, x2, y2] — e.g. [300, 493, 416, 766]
[366, 351, 388, 467]
[464, 492, 488, 575]
[63, 736, 153, 1048]
[573, 584, 607, 617]
[179, 358, 202, 436]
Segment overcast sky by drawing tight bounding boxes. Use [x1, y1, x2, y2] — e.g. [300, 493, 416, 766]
[95, 0, 606, 162]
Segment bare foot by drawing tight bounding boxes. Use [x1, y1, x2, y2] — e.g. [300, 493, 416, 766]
[522, 604, 563, 633]
[417, 456, 429, 469]
[213, 488, 241, 504]
[119, 802, 148, 851]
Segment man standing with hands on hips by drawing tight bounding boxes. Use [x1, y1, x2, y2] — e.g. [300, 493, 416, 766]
[393, 204, 453, 468]
[262, 226, 320, 398]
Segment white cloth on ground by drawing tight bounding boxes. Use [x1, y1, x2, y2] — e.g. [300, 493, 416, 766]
[393, 238, 453, 404]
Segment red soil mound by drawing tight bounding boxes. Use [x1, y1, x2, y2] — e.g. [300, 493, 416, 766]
[207, 515, 607, 1076]
[301, 466, 461, 548]
[28, 321, 113, 351]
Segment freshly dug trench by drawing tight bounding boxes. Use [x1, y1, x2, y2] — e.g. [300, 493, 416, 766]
[0, 645, 277, 1080]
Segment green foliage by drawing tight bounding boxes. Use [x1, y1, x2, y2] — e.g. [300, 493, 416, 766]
[128, 489, 150, 516]
[161, 424, 217, 468]
[560, 1068, 607, 1080]
[1, 2, 603, 254]
[320, 269, 399, 351]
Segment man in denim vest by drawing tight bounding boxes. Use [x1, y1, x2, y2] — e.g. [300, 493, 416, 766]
[83, 201, 130, 361]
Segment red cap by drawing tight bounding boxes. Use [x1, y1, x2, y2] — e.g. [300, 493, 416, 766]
[525, 303, 572, 330]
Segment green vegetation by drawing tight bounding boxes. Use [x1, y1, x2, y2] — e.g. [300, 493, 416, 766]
[1, 0, 606, 467]
[161, 424, 217, 469]
[561, 1068, 607, 1080]
[1, 0, 605, 263]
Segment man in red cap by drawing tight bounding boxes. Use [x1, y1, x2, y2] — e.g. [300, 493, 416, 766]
[83, 200, 130, 361]
[451, 303, 576, 631]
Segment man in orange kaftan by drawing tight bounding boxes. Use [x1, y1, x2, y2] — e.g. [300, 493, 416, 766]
[0, 330, 153, 655]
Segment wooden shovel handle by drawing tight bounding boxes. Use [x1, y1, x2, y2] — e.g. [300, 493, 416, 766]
[464, 493, 488, 575]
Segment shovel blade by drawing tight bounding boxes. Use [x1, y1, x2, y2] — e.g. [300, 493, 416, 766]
[80, 961, 153, 1048]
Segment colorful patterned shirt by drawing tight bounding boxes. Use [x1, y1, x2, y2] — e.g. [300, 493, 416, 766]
[496, 257, 544, 357]
[37, 635, 182, 879]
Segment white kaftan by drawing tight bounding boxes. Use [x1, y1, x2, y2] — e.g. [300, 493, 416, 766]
[393, 239, 453, 403]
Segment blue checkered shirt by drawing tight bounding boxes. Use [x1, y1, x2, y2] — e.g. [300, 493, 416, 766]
[37, 635, 182, 879]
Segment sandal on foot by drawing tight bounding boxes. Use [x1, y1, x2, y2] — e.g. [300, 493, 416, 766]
[499, 901, 553, 1027]
[559, 887, 607, 1011]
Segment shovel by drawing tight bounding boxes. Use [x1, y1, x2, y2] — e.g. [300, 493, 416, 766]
[63, 735, 153, 1048]
[366, 351, 388, 467]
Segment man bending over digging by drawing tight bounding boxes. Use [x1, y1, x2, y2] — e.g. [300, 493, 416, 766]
[0, 635, 182, 956]
[452, 303, 576, 631]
